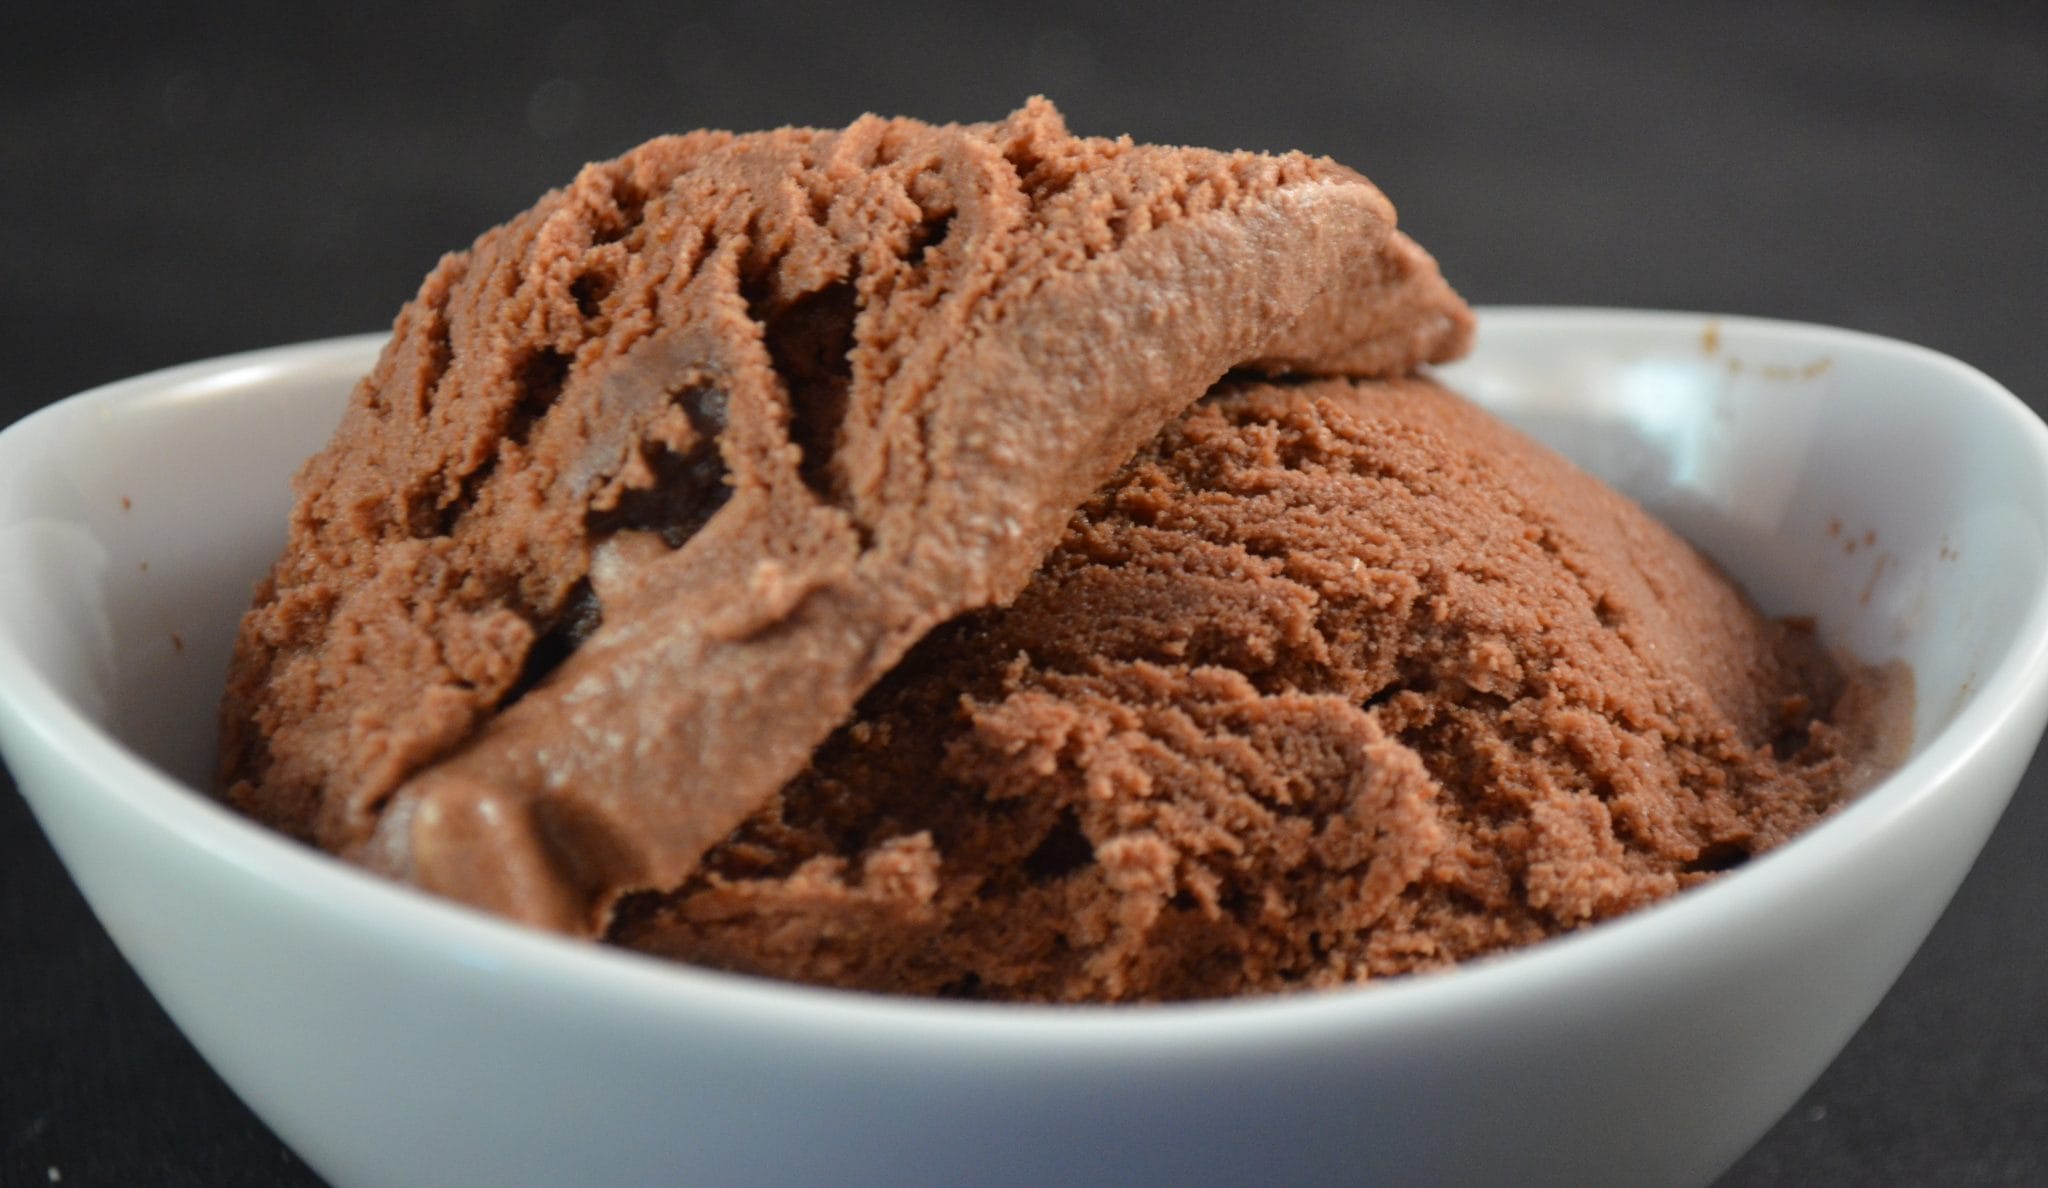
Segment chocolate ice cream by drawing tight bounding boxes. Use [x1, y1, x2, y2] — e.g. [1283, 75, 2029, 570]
[219, 100, 1470, 935]
[220, 101, 1902, 1001]
[613, 377, 1905, 1000]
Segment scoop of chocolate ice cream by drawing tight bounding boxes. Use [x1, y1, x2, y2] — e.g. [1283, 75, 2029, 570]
[218, 100, 1472, 934]
[612, 377, 1905, 1002]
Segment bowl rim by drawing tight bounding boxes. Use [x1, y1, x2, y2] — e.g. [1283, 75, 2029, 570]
[3, 306, 2046, 1047]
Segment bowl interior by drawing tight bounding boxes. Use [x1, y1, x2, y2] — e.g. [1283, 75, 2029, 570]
[5, 313, 2041, 800]
[0, 339, 368, 790]
[1438, 310, 2048, 748]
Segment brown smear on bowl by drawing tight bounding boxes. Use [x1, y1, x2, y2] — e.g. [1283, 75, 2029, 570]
[1700, 323, 1833, 382]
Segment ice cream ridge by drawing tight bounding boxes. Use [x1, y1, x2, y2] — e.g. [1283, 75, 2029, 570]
[221, 99, 1901, 1001]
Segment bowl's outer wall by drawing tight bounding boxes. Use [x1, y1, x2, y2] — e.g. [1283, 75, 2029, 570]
[3, 313, 2046, 1188]
[9, 700, 2039, 1188]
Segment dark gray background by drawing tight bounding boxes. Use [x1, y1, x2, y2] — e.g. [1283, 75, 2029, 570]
[3, 1, 2044, 1183]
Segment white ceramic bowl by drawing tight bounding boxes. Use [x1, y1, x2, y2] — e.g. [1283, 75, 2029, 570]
[3, 309, 2045, 1188]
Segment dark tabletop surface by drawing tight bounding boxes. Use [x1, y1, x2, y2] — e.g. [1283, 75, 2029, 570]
[4, 1, 2045, 1184]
